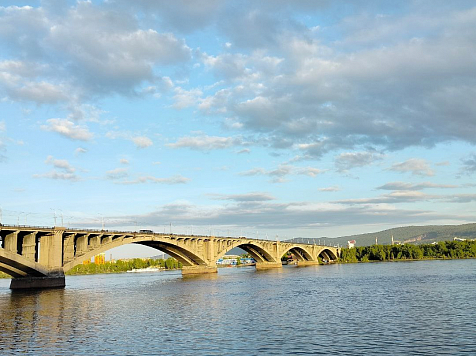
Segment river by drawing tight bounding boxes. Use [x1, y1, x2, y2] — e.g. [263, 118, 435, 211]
[0, 259, 475, 355]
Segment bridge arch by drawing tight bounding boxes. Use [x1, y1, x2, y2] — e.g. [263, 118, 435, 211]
[0, 249, 48, 278]
[281, 245, 314, 262]
[318, 248, 338, 262]
[63, 235, 210, 272]
[215, 241, 278, 263]
[136, 240, 207, 266]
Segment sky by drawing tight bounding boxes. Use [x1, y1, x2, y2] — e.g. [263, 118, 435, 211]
[1, 1, 476, 258]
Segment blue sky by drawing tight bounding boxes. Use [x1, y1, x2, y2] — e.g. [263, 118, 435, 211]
[1, 1, 475, 258]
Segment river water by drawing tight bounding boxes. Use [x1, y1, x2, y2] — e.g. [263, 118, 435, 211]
[0, 259, 475, 355]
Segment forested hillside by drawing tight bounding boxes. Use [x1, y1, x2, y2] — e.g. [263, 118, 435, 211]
[290, 223, 476, 247]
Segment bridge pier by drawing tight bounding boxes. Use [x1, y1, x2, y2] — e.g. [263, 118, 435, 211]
[255, 262, 282, 270]
[182, 265, 218, 275]
[296, 260, 320, 267]
[10, 275, 65, 290]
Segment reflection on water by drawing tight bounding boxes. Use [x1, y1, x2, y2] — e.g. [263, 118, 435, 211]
[0, 260, 475, 355]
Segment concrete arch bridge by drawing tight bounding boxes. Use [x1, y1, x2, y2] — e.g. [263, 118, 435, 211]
[0, 225, 339, 289]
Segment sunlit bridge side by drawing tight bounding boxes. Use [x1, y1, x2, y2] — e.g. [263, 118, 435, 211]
[0, 225, 340, 289]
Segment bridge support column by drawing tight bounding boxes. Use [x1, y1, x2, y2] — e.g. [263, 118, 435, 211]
[182, 265, 217, 275]
[4, 231, 19, 254]
[39, 228, 64, 274]
[255, 262, 282, 270]
[22, 232, 37, 261]
[10, 275, 65, 290]
[63, 234, 75, 263]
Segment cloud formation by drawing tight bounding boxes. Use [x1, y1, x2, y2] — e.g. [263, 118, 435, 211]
[239, 164, 324, 183]
[209, 192, 275, 202]
[460, 154, 476, 175]
[335, 151, 384, 172]
[388, 159, 435, 177]
[41, 119, 94, 141]
[34, 155, 79, 181]
[131, 136, 153, 149]
[377, 181, 457, 191]
[115, 175, 190, 185]
[167, 134, 243, 151]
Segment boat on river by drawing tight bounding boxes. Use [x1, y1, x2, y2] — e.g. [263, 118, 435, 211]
[126, 266, 164, 273]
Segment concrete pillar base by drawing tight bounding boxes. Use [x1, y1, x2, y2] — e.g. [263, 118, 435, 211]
[296, 261, 320, 267]
[181, 265, 218, 275]
[10, 275, 65, 290]
[255, 262, 283, 270]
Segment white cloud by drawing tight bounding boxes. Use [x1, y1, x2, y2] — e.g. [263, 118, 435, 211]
[74, 147, 87, 155]
[116, 175, 190, 185]
[131, 136, 153, 148]
[339, 191, 437, 205]
[9, 81, 67, 104]
[41, 118, 93, 141]
[172, 87, 203, 109]
[45, 155, 75, 173]
[106, 168, 129, 180]
[209, 192, 275, 202]
[167, 134, 242, 151]
[34, 155, 79, 181]
[239, 164, 324, 182]
[377, 181, 457, 191]
[335, 151, 384, 172]
[319, 186, 341, 192]
[388, 159, 435, 177]
[120, 158, 129, 165]
[33, 171, 79, 181]
[237, 148, 250, 154]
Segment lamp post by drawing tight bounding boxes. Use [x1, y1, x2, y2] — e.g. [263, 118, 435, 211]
[50, 208, 57, 226]
[57, 209, 64, 226]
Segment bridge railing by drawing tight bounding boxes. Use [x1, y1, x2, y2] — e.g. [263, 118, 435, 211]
[1, 224, 335, 246]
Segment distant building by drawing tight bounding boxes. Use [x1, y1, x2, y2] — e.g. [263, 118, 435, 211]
[94, 253, 105, 265]
[347, 240, 356, 248]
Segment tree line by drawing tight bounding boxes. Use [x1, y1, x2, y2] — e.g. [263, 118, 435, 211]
[66, 257, 182, 275]
[340, 240, 476, 263]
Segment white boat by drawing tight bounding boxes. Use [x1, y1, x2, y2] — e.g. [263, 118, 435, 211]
[126, 266, 164, 273]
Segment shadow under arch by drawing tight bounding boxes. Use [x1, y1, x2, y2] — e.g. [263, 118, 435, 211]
[216, 242, 277, 263]
[137, 241, 208, 266]
[63, 236, 208, 272]
[280, 245, 314, 262]
[318, 248, 338, 261]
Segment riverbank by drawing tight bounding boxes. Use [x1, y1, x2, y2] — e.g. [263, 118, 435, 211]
[66, 257, 182, 275]
[340, 239, 476, 263]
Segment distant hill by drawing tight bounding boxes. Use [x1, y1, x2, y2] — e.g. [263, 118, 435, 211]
[288, 223, 476, 247]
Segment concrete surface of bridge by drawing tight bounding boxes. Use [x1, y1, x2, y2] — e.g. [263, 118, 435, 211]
[0, 225, 340, 289]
